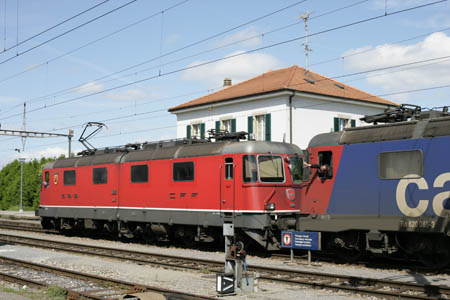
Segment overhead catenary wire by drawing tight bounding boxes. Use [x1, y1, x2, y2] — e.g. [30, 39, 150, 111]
[0, 0, 306, 115]
[0, 0, 138, 66]
[0, 0, 111, 55]
[0, 0, 446, 123]
[9, 80, 450, 154]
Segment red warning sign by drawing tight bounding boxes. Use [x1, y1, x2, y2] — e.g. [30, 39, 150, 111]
[282, 232, 292, 247]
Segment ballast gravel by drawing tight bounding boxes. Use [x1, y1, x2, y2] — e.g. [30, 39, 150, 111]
[0, 226, 448, 299]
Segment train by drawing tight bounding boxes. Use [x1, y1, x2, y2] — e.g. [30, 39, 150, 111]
[37, 105, 450, 267]
[38, 130, 303, 251]
[297, 105, 450, 267]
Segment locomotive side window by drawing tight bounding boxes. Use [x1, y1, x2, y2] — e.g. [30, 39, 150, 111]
[290, 157, 303, 184]
[63, 170, 76, 185]
[131, 165, 148, 183]
[243, 155, 257, 182]
[379, 150, 423, 179]
[173, 162, 194, 181]
[225, 158, 233, 180]
[318, 151, 333, 179]
[93, 167, 107, 184]
[258, 155, 285, 183]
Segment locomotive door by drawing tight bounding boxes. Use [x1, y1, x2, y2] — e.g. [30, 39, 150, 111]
[221, 157, 235, 212]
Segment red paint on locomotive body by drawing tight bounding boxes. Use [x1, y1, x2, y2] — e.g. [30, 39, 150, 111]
[300, 145, 343, 214]
[40, 153, 300, 212]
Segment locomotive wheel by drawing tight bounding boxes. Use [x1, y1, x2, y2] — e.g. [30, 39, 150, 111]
[417, 236, 450, 269]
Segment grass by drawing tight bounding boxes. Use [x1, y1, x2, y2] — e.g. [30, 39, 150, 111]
[6, 205, 36, 212]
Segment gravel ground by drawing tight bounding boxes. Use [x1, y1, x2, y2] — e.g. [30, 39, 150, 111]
[0, 232, 376, 300]
[0, 228, 449, 299]
[0, 211, 448, 299]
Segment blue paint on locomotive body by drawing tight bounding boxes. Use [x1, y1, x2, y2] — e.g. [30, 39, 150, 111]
[327, 135, 450, 216]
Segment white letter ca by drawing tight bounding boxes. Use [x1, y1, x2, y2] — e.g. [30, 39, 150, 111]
[396, 174, 428, 217]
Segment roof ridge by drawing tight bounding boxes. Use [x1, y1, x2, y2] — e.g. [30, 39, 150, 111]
[285, 65, 299, 88]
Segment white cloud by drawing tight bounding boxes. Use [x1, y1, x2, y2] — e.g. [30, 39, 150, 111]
[215, 28, 262, 48]
[105, 88, 149, 101]
[181, 51, 280, 86]
[342, 32, 450, 97]
[75, 81, 104, 94]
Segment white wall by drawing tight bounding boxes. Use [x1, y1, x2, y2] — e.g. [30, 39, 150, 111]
[174, 92, 388, 149]
[291, 95, 385, 148]
[176, 95, 289, 141]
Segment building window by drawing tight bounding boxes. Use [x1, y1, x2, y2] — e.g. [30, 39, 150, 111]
[173, 162, 194, 181]
[243, 155, 257, 182]
[93, 167, 107, 184]
[222, 119, 232, 132]
[379, 150, 423, 179]
[63, 170, 76, 186]
[192, 124, 201, 138]
[251, 114, 271, 141]
[131, 165, 148, 183]
[189, 123, 205, 139]
[255, 115, 265, 140]
[334, 117, 356, 132]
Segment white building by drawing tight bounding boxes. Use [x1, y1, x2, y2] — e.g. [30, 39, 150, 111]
[169, 65, 397, 148]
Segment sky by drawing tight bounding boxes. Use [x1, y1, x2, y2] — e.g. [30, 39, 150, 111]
[0, 0, 449, 167]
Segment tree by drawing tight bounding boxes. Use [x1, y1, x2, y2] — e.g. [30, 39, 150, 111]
[0, 157, 56, 210]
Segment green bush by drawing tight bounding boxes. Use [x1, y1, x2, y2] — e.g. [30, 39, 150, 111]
[0, 157, 56, 210]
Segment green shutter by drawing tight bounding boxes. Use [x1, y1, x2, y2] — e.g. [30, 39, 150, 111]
[248, 116, 253, 134]
[265, 113, 271, 141]
[200, 123, 205, 139]
[215, 121, 220, 132]
[186, 125, 191, 139]
[231, 118, 236, 133]
[334, 117, 339, 132]
[351, 119, 356, 128]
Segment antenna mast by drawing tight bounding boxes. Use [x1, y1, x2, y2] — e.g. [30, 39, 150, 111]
[300, 11, 311, 74]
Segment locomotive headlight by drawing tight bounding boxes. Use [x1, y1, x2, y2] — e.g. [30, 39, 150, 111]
[265, 203, 276, 211]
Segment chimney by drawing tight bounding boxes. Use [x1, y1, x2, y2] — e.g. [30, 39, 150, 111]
[223, 78, 232, 87]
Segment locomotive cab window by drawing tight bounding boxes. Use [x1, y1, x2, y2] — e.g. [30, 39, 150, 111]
[43, 171, 50, 188]
[243, 155, 258, 182]
[258, 155, 284, 183]
[225, 158, 233, 180]
[173, 162, 194, 181]
[93, 167, 107, 184]
[379, 150, 423, 179]
[63, 170, 76, 185]
[318, 151, 333, 179]
[131, 165, 148, 183]
[290, 156, 303, 184]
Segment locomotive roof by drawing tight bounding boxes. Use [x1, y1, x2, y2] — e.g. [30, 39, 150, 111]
[309, 115, 450, 147]
[44, 140, 302, 169]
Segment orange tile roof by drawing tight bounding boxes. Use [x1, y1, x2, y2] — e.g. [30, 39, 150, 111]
[169, 65, 398, 112]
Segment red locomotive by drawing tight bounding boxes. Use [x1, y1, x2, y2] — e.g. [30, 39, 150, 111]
[38, 132, 303, 250]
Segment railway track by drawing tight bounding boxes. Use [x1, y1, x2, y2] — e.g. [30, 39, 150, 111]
[0, 255, 216, 300]
[0, 232, 448, 299]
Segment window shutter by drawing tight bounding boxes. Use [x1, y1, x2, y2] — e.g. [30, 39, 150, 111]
[351, 119, 356, 128]
[200, 123, 205, 139]
[334, 117, 339, 132]
[265, 113, 271, 141]
[215, 121, 220, 132]
[247, 116, 253, 134]
[231, 118, 236, 133]
[186, 125, 191, 139]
